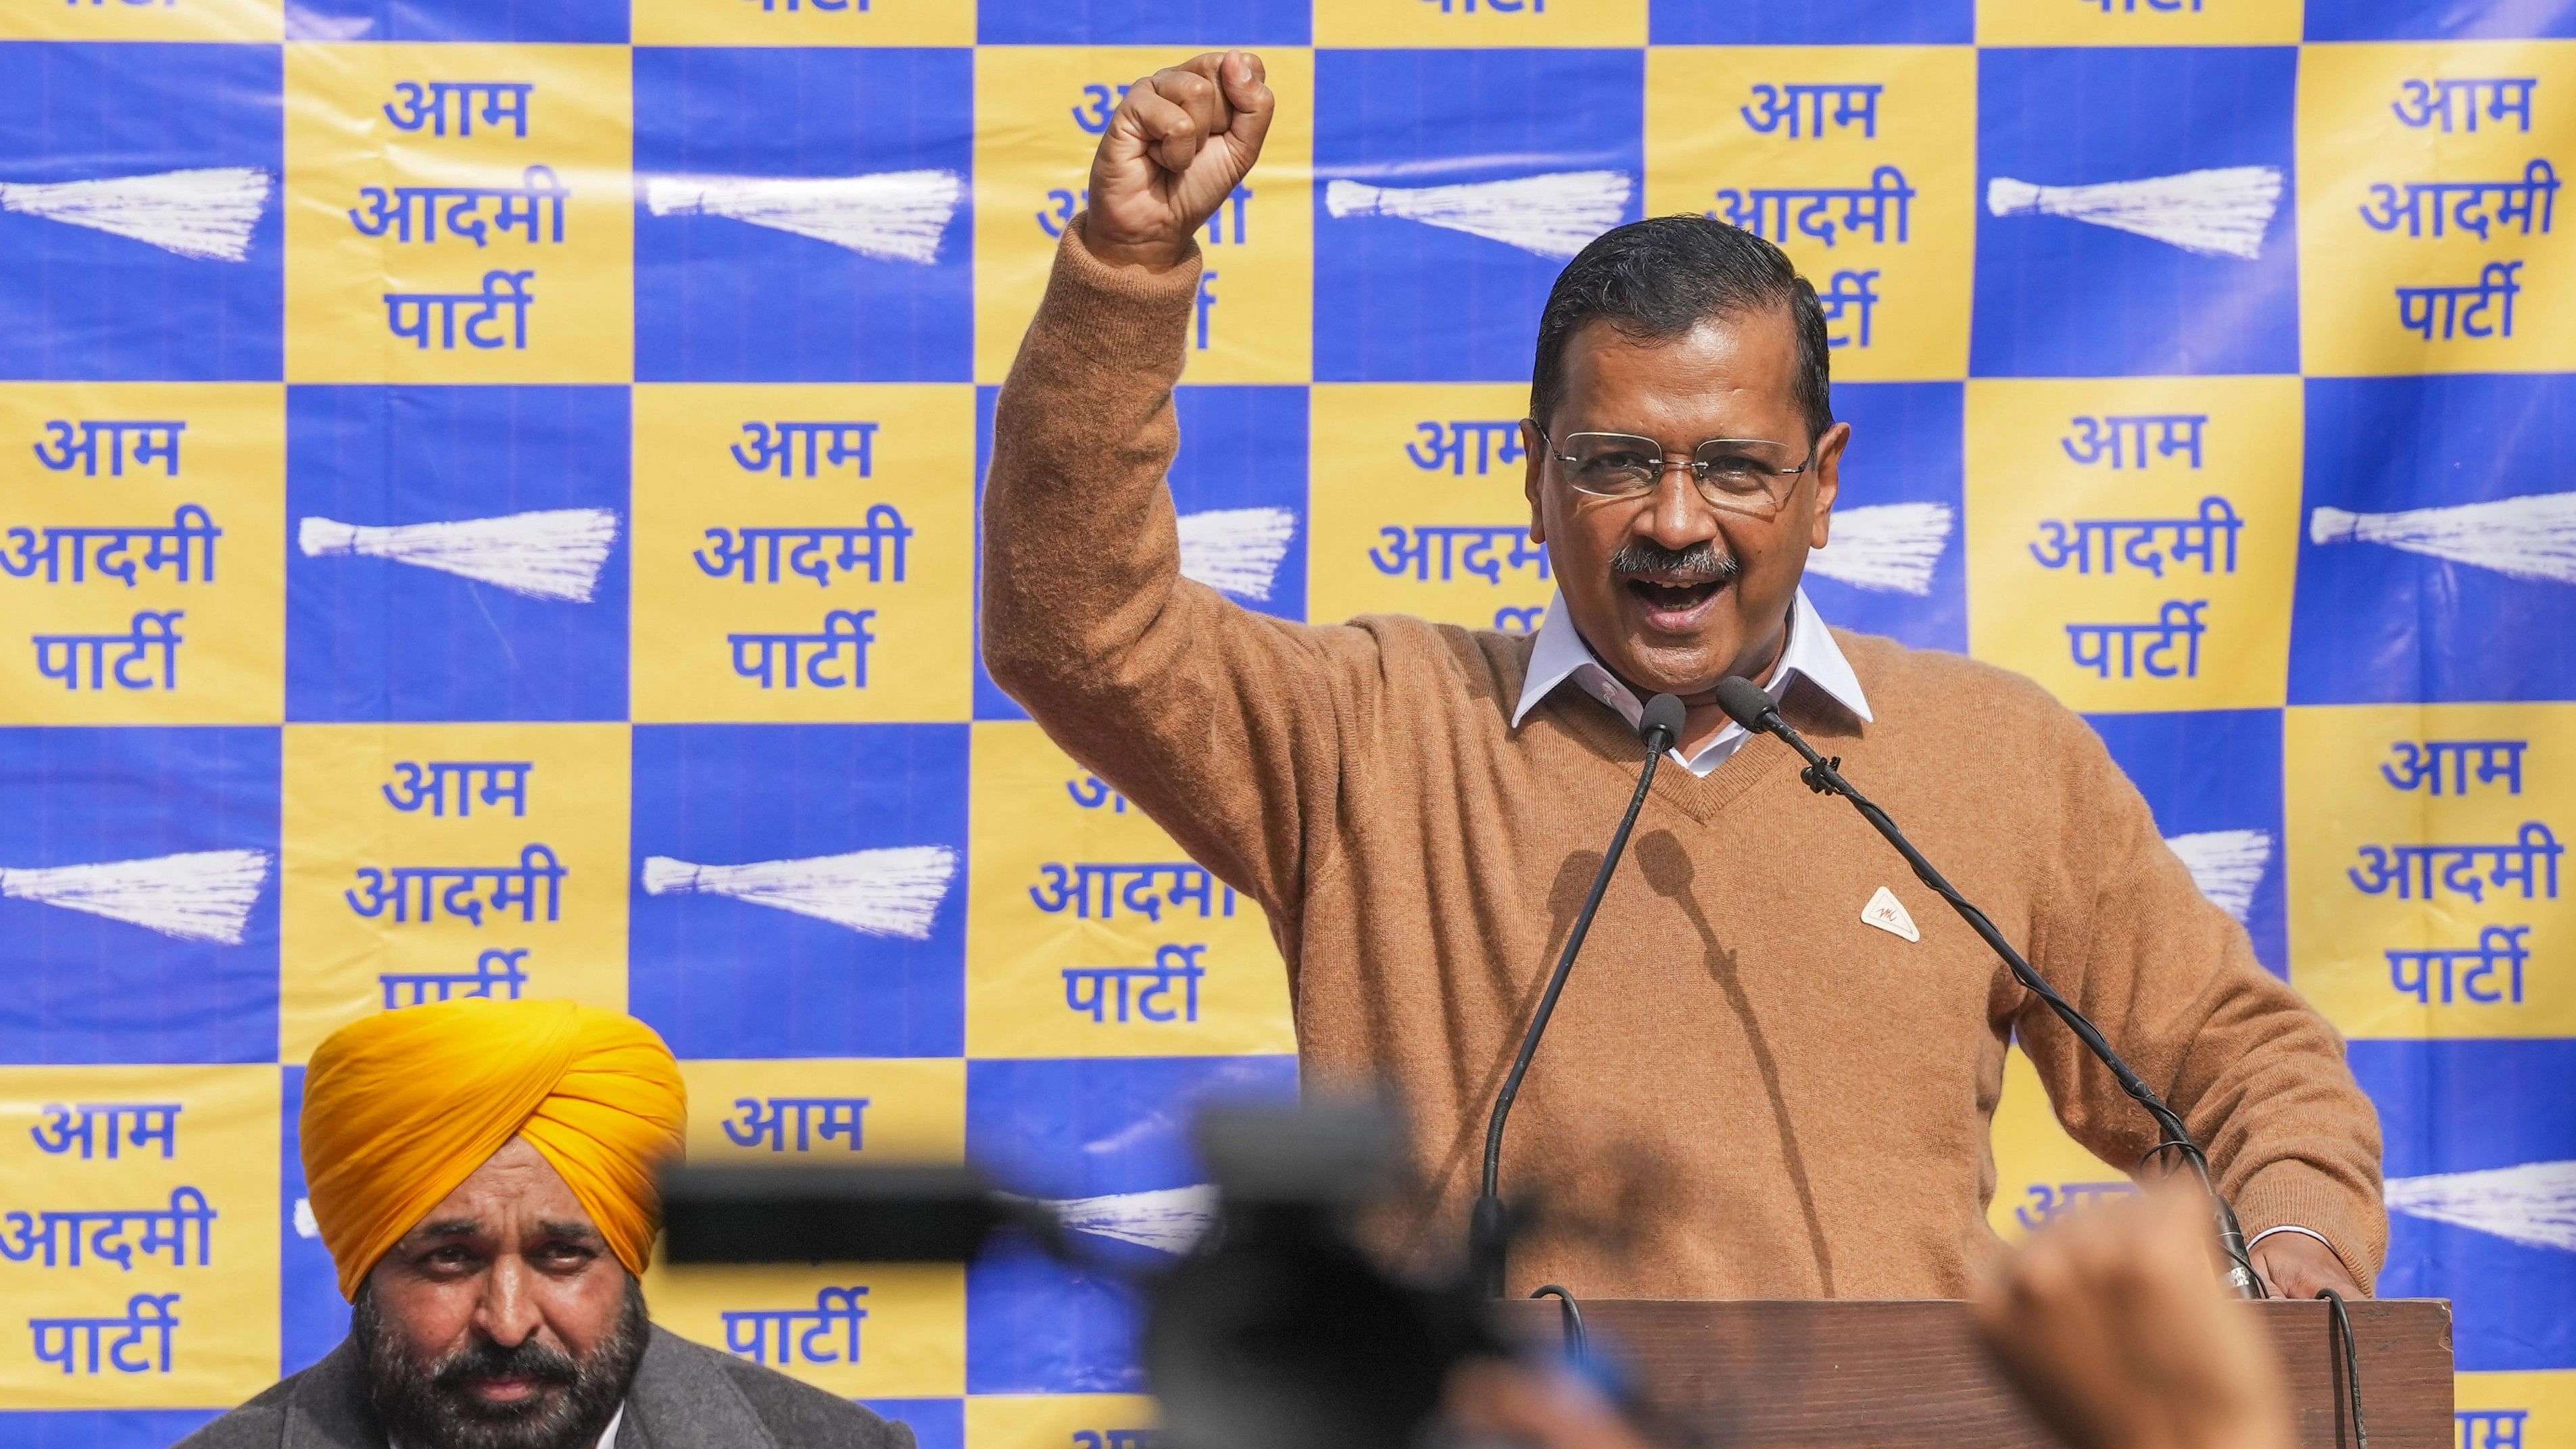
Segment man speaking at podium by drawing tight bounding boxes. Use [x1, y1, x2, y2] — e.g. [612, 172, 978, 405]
[981, 51, 2383, 1304]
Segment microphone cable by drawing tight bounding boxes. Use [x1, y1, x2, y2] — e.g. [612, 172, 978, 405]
[1530, 1283, 1588, 1367]
[1710, 677, 2264, 1299]
[2320, 1287, 2369, 1449]
[1472, 693, 1686, 1298]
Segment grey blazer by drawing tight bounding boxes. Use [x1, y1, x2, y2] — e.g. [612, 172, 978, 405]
[174, 1326, 918, 1449]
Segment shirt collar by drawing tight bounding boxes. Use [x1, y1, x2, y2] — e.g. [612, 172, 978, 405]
[1509, 586, 1872, 777]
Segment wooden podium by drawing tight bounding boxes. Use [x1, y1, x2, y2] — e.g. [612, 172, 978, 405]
[1493, 1298, 2456, 1448]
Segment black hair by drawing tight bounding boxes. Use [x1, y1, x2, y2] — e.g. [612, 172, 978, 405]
[1529, 214, 1833, 442]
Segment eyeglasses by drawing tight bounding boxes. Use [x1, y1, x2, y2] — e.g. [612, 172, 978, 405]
[1533, 425, 1814, 518]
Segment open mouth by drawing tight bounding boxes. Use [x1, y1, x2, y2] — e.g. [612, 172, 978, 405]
[1622, 576, 1726, 613]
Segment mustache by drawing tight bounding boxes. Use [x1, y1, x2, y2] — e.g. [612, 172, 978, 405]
[356, 1274, 646, 1449]
[1609, 540, 1741, 583]
[431, 1336, 582, 1395]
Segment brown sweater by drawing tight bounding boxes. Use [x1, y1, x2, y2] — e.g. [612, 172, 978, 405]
[983, 220, 2385, 1300]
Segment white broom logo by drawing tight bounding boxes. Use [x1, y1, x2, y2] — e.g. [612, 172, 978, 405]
[297, 508, 621, 604]
[2310, 490, 2576, 586]
[2386, 1159, 2576, 1254]
[0, 166, 271, 263]
[2164, 829, 2270, 924]
[1986, 166, 2283, 260]
[1008, 1184, 1218, 1256]
[1324, 170, 1634, 260]
[1809, 501, 1953, 596]
[1177, 506, 1297, 603]
[640, 845, 958, 941]
[643, 170, 965, 265]
[0, 848, 272, 945]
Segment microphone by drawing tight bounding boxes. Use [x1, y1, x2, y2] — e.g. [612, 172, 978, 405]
[1472, 691, 1686, 1298]
[1711, 677, 2263, 1299]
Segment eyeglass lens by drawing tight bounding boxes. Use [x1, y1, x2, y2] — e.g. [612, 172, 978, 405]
[1556, 433, 1803, 502]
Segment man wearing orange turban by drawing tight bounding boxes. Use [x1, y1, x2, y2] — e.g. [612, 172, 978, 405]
[180, 999, 915, 1449]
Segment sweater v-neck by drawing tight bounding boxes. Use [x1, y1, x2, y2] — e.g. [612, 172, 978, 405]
[1528, 683, 1807, 826]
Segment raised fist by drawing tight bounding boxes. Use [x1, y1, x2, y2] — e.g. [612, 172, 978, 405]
[1084, 50, 1274, 270]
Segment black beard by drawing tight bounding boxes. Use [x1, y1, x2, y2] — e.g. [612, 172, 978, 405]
[354, 1276, 648, 1449]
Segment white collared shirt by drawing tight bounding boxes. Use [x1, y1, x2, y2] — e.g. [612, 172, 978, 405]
[1510, 586, 1872, 777]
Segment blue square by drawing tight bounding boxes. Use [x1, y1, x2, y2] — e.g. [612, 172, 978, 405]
[2351, 1039, 2576, 1371]
[2291, 375, 2576, 705]
[975, 384, 1311, 721]
[1315, 49, 1645, 383]
[634, 48, 973, 383]
[0, 728, 278, 1064]
[1970, 48, 2299, 378]
[0, 43, 281, 382]
[861, 1400, 963, 1449]
[1811, 381, 1965, 654]
[964, 1055, 1297, 1393]
[0, 1412, 225, 1448]
[976, 0, 1309, 43]
[284, 385, 631, 722]
[283, 0, 625, 41]
[281, 1064, 350, 1377]
[629, 724, 967, 1058]
[2081, 709, 2286, 977]
[2306, 0, 2576, 39]
[1650, 0, 1972, 43]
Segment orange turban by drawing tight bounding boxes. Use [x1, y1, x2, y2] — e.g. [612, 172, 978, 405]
[301, 998, 687, 1302]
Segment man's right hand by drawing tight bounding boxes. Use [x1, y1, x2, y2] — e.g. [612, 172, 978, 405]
[1084, 50, 1274, 271]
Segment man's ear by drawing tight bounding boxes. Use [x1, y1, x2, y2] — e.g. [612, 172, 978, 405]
[1522, 418, 1547, 543]
[1807, 421, 1852, 551]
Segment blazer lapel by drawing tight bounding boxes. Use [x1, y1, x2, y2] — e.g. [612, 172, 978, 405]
[278, 1340, 388, 1449]
[624, 1327, 779, 1449]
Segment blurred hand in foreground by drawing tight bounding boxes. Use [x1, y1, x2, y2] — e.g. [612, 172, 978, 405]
[1439, 1356, 1655, 1449]
[1973, 1184, 2293, 1449]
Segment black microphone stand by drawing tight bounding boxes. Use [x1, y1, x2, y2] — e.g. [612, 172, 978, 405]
[1716, 679, 2262, 1298]
[1471, 696, 1684, 1299]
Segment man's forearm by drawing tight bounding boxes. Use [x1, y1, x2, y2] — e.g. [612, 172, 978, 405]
[981, 216, 1205, 704]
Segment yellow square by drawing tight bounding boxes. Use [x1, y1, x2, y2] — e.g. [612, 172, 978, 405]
[2285, 704, 2574, 1039]
[0, 1066, 280, 1408]
[284, 44, 633, 384]
[631, 385, 973, 724]
[974, 47, 1313, 385]
[1976, 0, 2298, 46]
[0, 385, 284, 725]
[642, 1262, 965, 1398]
[278, 723, 631, 1064]
[2299, 43, 2576, 375]
[1313, 0, 1645, 46]
[965, 1394, 1161, 1449]
[0, 0, 281, 41]
[1309, 384, 1549, 633]
[2456, 1371, 2574, 1449]
[965, 721, 1296, 1058]
[631, 0, 973, 45]
[1986, 1046, 2135, 1244]
[1964, 378, 2299, 712]
[1646, 47, 1974, 383]
[679, 1058, 966, 1164]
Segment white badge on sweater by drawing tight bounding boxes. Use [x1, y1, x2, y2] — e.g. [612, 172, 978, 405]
[1861, 885, 1920, 942]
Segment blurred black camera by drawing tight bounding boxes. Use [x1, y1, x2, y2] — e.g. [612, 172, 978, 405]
[660, 1099, 1512, 1449]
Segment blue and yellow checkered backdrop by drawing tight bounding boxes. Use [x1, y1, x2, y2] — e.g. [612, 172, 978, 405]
[0, 0, 2569, 1444]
